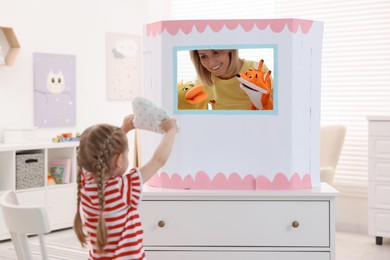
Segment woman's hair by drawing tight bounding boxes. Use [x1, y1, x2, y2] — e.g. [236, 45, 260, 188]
[73, 124, 128, 253]
[189, 49, 241, 87]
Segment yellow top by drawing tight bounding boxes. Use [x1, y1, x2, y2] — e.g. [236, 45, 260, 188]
[196, 60, 271, 110]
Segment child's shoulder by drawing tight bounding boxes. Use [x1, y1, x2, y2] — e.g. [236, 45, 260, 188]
[120, 167, 142, 181]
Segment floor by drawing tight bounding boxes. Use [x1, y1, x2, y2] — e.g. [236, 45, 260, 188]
[0, 229, 389, 259]
[336, 232, 390, 260]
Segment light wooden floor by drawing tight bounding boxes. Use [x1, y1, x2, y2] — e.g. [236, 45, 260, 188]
[336, 231, 390, 260]
[0, 229, 389, 259]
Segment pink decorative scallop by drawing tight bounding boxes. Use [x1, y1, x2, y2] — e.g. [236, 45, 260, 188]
[146, 19, 314, 37]
[146, 171, 312, 190]
[190, 171, 212, 189]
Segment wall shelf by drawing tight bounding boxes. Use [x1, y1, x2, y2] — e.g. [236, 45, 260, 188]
[0, 26, 20, 66]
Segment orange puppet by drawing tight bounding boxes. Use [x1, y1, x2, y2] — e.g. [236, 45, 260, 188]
[236, 59, 273, 110]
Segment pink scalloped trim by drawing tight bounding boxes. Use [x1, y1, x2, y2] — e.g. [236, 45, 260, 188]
[147, 172, 312, 190]
[146, 19, 314, 37]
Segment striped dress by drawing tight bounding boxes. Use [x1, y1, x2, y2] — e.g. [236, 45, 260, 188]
[80, 168, 145, 259]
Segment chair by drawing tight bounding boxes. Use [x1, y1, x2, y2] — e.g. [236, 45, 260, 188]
[0, 190, 51, 260]
[320, 124, 347, 185]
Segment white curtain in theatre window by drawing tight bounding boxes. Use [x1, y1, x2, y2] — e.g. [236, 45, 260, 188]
[167, 0, 390, 193]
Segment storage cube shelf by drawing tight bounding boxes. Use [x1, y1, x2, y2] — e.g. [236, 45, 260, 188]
[0, 142, 79, 240]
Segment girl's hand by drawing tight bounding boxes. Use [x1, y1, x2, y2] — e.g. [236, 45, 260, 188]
[121, 114, 135, 133]
[161, 118, 177, 133]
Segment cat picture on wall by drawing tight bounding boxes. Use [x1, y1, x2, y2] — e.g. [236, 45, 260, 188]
[33, 52, 76, 127]
[47, 70, 65, 94]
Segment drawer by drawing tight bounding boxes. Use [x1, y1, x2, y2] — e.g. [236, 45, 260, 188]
[368, 183, 390, 209]
[16, 189, 46, 207]
[369, 121, 390, 136]
[47, 185, 77, 229]
[369, 137, 390, 159]
[369, 159, 390, 181]
[146, 251, 330, 260]
[140, 201, 329, 247]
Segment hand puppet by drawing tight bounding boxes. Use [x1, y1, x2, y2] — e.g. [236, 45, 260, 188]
[177, 81, 208, 110]
[236, 59, 273, 110]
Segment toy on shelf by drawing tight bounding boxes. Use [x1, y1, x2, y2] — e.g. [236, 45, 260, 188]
[47, 173, 56, 185]
[52, 132, 80, 143]
[236, 59, 273, 110]
[48, 158, 71, 184]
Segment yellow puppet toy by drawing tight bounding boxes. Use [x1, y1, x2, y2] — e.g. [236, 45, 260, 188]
[177, 81, 208, 110]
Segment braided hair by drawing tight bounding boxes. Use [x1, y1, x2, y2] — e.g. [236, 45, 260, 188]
[73, 124, 128, 253]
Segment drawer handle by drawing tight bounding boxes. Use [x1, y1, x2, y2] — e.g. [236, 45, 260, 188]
[292, 220, 300, 228]
[158, 220, 165, 228]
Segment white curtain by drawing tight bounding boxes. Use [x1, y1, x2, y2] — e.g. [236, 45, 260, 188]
[167, 0, 390, 195]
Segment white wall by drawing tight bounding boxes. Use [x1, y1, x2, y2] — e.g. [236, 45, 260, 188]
[336, 192, 368, 233]
[0, 0, 171, 163]
[0, 0, 153, 140]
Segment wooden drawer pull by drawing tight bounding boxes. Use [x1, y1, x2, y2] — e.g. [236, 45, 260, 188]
[158, 220, 165, 228]
[292, 220, 300, 228]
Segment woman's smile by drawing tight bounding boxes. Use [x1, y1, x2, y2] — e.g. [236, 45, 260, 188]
[211, 63, 222, 70]
[198, 49, 231, 78]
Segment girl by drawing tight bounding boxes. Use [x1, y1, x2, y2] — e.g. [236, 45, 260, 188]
[74, 114, 177, 259]
[190, 49, 272, 110]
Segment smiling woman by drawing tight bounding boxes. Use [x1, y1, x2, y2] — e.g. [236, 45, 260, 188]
[176, 47, 275, 111]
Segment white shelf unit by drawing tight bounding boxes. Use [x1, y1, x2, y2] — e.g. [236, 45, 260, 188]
[0, 142, 79, 241]
[140, 183, 339, 260]
[368, 116, 390, 245]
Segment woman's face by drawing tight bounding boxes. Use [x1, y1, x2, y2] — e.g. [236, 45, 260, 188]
[197, 50, 231, 79]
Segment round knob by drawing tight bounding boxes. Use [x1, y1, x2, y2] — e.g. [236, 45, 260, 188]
[158, 220, 165, 228]
[292, 220, 300, 228]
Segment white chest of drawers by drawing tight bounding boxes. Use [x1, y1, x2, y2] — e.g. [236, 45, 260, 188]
[140, 183, 338, 260]
[368, 116, 390, 245]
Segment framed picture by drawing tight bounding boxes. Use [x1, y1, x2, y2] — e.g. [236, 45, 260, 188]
[106, 32, 141, 100]
[33, 52, 76, 127]
[48, 158, 71, 184]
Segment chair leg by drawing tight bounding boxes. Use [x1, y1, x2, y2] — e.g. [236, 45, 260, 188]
[39, 234, 49, 260]
[10, 232, 33, 260]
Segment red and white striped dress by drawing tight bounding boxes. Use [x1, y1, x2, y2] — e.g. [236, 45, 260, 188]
[80, 168, 145, 260]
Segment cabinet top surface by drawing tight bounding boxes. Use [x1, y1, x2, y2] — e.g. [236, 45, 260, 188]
[0, 141, 79, 151]
[142, 183, 339, 200]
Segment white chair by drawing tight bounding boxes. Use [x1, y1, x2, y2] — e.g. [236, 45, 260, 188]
[0, 190, 51, 260]
[320, 124, 347, 185]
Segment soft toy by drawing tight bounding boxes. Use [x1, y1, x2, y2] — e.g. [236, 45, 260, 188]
[177, 81, 208, 110]
[132, 96, 170, 133]
[236, 59, 273, 110]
